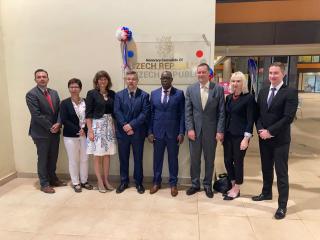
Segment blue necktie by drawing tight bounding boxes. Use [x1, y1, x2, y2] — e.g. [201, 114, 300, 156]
[129, 92, 135, 111]
[267, 88, 276, 108]
[163, 90, 168, 105]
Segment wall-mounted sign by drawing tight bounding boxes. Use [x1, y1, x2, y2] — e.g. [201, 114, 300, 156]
[127, 37, 211, 85]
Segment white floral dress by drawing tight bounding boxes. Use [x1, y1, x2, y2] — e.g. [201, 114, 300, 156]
[86, 114, 116, 156]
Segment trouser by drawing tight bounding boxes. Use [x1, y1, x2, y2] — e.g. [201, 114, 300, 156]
[259, 139, 290, 208]
[64, 136, 88, 185]
[153, 135, 179, 186]
[189, 130, 217, 188]
[33, 134, 60, 187]
[223, 134, 247, 185]
[118, 137, 145, 185]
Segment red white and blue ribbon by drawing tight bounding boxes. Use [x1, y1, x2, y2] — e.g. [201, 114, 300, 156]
[115, 26, 132, 72]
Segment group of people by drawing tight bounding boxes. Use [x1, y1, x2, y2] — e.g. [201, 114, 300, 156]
[26, 61, 298, 220]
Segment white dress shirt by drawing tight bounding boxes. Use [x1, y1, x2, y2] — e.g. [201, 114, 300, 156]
[200, 82, 209, 109]
[161, 87, 171, 103]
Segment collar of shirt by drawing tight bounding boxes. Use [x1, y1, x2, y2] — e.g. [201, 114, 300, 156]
[162, 87, 171, 94]
[37, 86, 47, 93]
[71, 97, 84, 105]
[127, 88, 137, 96]
[270, 81, 284, 92]
[200, 81, 210, 89]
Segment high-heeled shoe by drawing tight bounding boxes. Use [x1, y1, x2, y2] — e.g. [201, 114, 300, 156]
[105, 182, 114, 191]
[223, 191, 240, 201]
[98, 183, 107, 193]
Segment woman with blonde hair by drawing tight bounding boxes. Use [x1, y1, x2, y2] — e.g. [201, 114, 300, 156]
[223, 71, 256, 200]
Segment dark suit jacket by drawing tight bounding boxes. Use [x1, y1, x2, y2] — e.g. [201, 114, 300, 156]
[148, 87, 185, 139]
[185, 81, 225, 138]
[114, 88, 150, 140]
[60, 98, 88, 137]
[225, 93, 256, 137]
[26, 86, 60, 139]
[256, 84, 298, 145]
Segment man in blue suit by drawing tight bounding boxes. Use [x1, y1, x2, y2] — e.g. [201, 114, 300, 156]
[114, 70, 150, 194]
[148, 71, 185, 197]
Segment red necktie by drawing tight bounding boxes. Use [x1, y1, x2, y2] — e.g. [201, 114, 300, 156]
[44, 89, 54, 112]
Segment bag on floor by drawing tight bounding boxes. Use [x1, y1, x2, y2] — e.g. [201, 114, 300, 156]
[213, 173, 232, 194]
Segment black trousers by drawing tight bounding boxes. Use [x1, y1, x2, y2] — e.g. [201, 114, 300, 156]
[259, 139, 290, 208]
[223, 134, 247, 185]
[33, 134, 60, 187]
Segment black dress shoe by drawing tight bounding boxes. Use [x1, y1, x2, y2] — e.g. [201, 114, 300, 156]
[136, 184, 145, 194]
[223, 191, 240, 201]
[204, 186, 214, 198]
[186, 187, 200, 196]
[274, 207, 287, 220]
[116, 183, 128, 194]
[252, 193, 272, 201]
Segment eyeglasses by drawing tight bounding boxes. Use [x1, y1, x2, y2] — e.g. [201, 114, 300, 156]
[69, 86, 80, 89]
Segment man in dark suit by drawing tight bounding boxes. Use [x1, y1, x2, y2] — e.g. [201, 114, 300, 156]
[26, 69, 66, 194]
[185, 63, 225, 198]
[252, 62, 298, 219]
[148, 71, 185, 197]
[114, 70, 150, 194]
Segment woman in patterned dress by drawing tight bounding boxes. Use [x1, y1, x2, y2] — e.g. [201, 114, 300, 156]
[86, 71, 116, 193]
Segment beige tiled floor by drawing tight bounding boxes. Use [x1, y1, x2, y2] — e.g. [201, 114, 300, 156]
[0, 93, 319, 239]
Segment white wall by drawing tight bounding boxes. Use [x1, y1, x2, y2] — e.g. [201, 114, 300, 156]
[0, 2, 15, 180]
[1, 0, 216, 180]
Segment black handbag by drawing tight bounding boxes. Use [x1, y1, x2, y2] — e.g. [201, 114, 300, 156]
[213, 173, 232, 194]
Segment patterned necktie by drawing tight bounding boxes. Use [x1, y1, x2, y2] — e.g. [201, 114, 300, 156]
[163, 90, 168, 105]
[44, 89, 54, 112]
[267, 87, 276, 109]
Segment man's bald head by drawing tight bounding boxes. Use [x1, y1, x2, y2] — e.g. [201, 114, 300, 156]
[160, 71, 173, 90]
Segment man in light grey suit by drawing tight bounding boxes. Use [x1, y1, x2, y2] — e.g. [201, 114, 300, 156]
[26, 69, 66, 194]
[185, 63, 225, 198]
